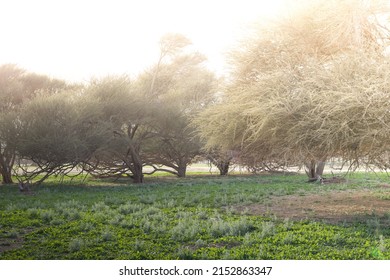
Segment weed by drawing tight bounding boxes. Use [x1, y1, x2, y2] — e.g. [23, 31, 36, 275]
[229, 218, 255, 236]
[197, 210, 209, 221]
[101, 229, 115, 242]
[118, 203, 144, 215]
[91, 202, 110, 213]
[27, 208, 40, 219]
[69, 238, 84, 252]
[379, 235, 387, 253]
[50, 218, 65, 226]
[176, 246, 194, 260]
[243, 233, 255, 246]
[171, 219, 200, 241]
[209, 217, 254, 238]
[141, 206, 160, 216]
[79, 222, 95, 232]
[133, 239, 145, 251]
[141, 218, 152, 234]
[222, 250, 241, 260]
[261, 221, 276, 238]
[104, 196, 125, 206]
[165, 199, 177, 208]
[120, 218, 137, 229]
[283, 218, 294, 230]
[62, 208, 82, 221]
[195, 239, 207, 248]
[6, 203, 19, 211]
[366, 217, 381, 235]
[283, 233, 295, 245]
[41, 210, 56, 224]
[92, 209, 117, 223]
[109, 214, 123, 226]
[55, 200, 84, 211]
[332, 233, 346, 246]
[175, 211, 193, 220]
[210, 220, 231, 238]
[139, 194, 157, 205]
[182, 195, 200, 207]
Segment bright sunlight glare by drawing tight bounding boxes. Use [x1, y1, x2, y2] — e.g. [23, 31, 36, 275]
[0, 0, 285, 82]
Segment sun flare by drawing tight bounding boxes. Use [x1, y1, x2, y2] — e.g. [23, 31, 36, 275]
[0, 0, 286, 82]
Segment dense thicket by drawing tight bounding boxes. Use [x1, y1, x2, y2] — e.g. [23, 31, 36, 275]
[195, 0, 390, 179]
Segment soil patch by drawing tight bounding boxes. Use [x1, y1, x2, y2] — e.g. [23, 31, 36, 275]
[231, 189, 390, 224]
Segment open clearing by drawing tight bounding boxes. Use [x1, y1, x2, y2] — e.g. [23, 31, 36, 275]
[232, 187, 390, 224]
[1, 173, 390, 260]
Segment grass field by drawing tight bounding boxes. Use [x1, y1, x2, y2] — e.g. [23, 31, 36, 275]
[1, 172, 390, 260]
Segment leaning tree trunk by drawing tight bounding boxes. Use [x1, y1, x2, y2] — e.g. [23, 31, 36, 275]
[305, 160, 326, 181]
[126, 144, 144, 184]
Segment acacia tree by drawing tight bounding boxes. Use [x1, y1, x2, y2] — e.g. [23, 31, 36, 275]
[204, 148, 236, 176]
[195, 0, 390, 179]
[14, 90, 109, 184]
[0, 64, 67, 184]
[80, 76, 154, 184]
[142, 49, 216, 177]
[84, 34, 215, 181]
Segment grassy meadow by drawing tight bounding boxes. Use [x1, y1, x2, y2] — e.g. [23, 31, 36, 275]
[1, 171, 390, 260]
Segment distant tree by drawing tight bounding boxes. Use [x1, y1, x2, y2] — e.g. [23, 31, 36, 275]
[15, 91, 108, 184]
[0, 64, 67, 184]
[139, 38, 216, 177]
[81, 76, 154, 183]
[83, 34, 216, 181]
[204, 148, 235, 176]
[148, 33, 192, 97]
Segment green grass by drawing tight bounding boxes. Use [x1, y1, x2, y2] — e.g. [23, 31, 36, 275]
[1, 172, 390, 259]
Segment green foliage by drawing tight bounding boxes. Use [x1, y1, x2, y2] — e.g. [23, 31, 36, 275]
[0, 64, 70, 184]
[1, 173, 390, 260]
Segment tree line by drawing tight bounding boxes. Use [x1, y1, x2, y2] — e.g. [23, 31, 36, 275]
[0, 34, 220, 184]
[1, 0, 390, 185]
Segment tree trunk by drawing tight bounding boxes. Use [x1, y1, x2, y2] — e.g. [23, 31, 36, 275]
[0, 168, 13, 184]
[126, 142, 144, 184]
[315, 161, 326, 177]
[0, 155, 14, 184]
[177, 164, 187, 178]
[132, 163, 144, 184]
[217, 161, 230, 176]
[208, 154, 231, 176]
[124, 152, 144, 184]
[305, 160, 326, 181]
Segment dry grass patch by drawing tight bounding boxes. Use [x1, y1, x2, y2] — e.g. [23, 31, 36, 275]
[231, 188, 390, 224]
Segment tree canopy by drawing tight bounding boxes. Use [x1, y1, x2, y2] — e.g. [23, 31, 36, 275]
[195, 0, 390, 177]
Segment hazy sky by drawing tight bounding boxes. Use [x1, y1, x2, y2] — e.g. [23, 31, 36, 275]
[0, 0, 285, 82]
